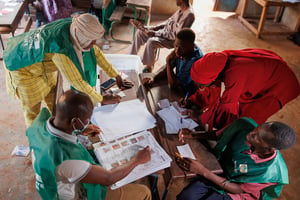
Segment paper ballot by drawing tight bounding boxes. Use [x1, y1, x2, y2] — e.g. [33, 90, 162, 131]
[157, 103, 198, 134]
[93, 131, 172, 189]
[92, 99, 156, 142]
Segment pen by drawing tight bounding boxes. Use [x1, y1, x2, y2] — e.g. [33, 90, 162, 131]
[183, 92, 189, 105]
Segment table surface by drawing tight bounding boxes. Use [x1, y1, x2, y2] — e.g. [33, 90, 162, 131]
[0, 0, 26, 26]
[139, 78, 223, 183]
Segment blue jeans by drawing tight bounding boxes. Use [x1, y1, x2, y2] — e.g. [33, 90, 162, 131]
[177, 179, 232, 200]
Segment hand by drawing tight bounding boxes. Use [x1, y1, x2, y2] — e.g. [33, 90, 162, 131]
[134, 146, 151, 164]
[102, 94, 121, 105]
[178, 128, 193, 143]
[116, 75, 134, 90]
[176, 157, 207, 175]
[166, 50, 177, 63]
[82, 124, 101, 137]
[145, 31, 155, 37]
[181, 109, 198, 121]
[130, 19, 145, 31]
[142, 77, 153, 87]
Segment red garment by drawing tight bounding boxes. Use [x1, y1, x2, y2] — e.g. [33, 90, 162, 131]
[189, 80, 221, 109]
[191, 52, 227, 84]
[196, 49, 300, 130]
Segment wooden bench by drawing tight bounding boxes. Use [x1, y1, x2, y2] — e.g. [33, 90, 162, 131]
[109, 6, 126, 22]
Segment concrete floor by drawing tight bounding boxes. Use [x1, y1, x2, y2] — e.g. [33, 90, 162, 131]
[0, 1, 300, 199]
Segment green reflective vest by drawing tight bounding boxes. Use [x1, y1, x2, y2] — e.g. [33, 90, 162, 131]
[214, 118, 289, 200]
[26, 108, 106, 200]
[4, 18, 97, 87]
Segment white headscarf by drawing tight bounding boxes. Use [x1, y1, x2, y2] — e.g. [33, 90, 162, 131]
[70, 13, 105, 52]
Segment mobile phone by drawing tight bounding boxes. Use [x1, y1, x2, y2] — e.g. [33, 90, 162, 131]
[101, 78, 116, 90]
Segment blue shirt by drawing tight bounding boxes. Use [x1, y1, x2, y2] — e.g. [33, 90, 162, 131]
[174, 45, 203, 94]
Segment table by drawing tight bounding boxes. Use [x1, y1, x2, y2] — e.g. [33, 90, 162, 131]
[238, 0, 300, 38]
[139, 77, 223, 199]
[126, 0, 152, 40]
[0, 0, 31, 36]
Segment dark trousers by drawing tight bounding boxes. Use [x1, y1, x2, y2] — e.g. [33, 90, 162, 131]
[177, 179, 232, 200]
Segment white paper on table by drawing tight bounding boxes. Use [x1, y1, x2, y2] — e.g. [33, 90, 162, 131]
[177, 144, 196, 160]
[93, 131, 172, 189]
[92, 99, 156, 141]
[157, 105, 198, 134]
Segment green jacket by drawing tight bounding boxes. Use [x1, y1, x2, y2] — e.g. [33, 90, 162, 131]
[4, 18, 97, 87]
[214, 118, 289, 199]
[26, 108, 106, 200]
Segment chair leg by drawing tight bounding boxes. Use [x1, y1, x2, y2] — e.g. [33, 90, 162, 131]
[148, 174, 160, 200]
[0, 35, 4, 50]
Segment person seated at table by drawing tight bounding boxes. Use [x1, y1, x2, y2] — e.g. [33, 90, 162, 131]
[176, 117, 296, 200]
[26, 89, 152, 200]
[4, 13, 133, 127]
[182, 48, 300, 131]
[42, 0, 73, 23]
[129, 0, 195, 73]
[142, 28, 203, 94]
[33, 0, 48, 27]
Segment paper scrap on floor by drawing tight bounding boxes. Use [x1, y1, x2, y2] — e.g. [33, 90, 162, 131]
[157, 100, 198, 134]
[93, 131, 172, 189]
[177, 144, 196, 160]
[92, 99, 156, 141]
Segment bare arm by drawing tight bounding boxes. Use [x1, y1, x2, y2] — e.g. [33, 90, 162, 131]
[166, 50, 178, 87]
[177, 158, 244, 194]
[81, 147, 151, 185]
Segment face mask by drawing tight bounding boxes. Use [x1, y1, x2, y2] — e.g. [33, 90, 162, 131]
[72, 118, 90, 135]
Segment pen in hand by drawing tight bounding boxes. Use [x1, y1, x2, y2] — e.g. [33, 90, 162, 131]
[181, 92, 189, 107]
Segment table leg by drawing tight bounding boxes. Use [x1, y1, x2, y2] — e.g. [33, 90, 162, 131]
[240, 0, 248, 18]
[257, 5, 268, 38]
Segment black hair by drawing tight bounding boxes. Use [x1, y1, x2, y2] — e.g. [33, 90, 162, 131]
[183, 0, 190, 6]
[176, 28, 195, 44]
[265, 122, 296, 150]
[56, 89, 93, 122]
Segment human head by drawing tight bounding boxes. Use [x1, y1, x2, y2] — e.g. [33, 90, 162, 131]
[176, 0, 190, 7]
[70, 13, 104, 51]
[174, 28, 195, 59]
[247, 121, 296, 156]
[54, 90, 94, 134]
[190, 52, 228, 87]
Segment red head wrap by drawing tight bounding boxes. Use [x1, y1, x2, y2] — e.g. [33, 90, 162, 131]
[191, 52, 228, 84]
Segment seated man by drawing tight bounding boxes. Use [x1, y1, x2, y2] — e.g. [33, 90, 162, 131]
[129, 0, 195, 73]
[143, 28, 203, 95]
[176, 117, 296, 200]
[26, 90, 151, 200]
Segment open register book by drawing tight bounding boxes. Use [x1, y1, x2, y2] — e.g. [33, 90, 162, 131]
[93, 131, 172, 189]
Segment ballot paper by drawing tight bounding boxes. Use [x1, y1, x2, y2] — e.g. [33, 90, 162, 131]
[177, 144, 196, 160]
[157, 104, 198, 134]
[92, 99, 156, 141]
[93, 131, 172, 189]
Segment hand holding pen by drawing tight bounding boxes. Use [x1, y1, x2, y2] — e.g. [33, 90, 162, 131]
[179, 92, 189, 107]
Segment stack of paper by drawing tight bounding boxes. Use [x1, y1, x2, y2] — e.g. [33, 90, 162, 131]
[157, 102, 198, 134]
[93, 131, 172, 189]
[92, 99, 156, 142]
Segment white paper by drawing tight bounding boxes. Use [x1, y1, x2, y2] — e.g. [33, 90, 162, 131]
[92, 99, 156, 141]
[157, 105, 198, 134]
[177, 144, 196, 160]
[93, 131, 172, 189]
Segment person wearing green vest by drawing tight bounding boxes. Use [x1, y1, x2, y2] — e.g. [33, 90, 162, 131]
[3, 13, 133, 127]
[176, 118, 295, 200]
[26, 89, 151, 200]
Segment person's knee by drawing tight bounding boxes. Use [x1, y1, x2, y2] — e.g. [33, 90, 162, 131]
[137, 184, 151, 200]
[146, 38, 159, 49]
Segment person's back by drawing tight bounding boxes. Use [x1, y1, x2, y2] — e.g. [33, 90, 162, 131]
[27, 90, 151, 200]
